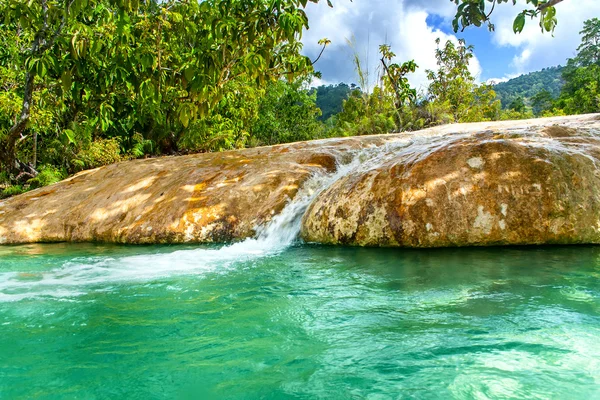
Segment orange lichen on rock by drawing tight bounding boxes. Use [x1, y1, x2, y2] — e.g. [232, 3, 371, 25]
[0, 141, 350, 244]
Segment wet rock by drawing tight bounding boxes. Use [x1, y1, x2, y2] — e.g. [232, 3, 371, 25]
[2, 114, 600, 247]
[301, 114, 600, 247]
[0, 139, 376, 244]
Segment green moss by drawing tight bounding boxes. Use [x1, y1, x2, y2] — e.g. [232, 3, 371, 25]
[1, 185, 24, 199]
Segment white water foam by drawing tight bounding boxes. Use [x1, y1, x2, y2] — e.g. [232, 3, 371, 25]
[0, 144, 403, 301]
[0, 134, 480, 301]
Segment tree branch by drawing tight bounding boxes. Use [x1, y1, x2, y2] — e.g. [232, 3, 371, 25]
[538, 0, 564, 12]
[2, 0, 75, 175]
[311, 43, 327, 65]
[39, 0, 75, 54]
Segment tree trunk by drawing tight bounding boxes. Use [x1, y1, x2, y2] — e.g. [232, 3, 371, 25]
[33, 131, 37, 169]
[3, 71, 35, 175]
[2, 0, 70, 178]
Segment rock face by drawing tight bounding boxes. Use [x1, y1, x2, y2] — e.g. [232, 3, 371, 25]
[301, 115, 600, 247]
[2, 114, 600, 247]
[0, 136, 385, 244]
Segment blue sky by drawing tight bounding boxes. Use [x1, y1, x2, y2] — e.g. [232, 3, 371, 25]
[425, 13, 517, 81]
[300, 0, 594, 90]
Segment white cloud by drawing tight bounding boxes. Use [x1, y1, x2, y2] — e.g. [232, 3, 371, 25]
[300, 0, 596, 89]
[485, 73, 520, 85]
[488, 0, 599, 74]
[301, 0, 481, 91]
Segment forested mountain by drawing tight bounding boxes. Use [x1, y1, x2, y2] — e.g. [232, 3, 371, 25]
[492, 66, 564, 108]
[313, 83, 355, 121]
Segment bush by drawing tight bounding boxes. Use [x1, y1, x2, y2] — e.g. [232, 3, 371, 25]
[27, 165, 66, 189]
[72, 138, 122, 172]
[1, 185, 24, 199]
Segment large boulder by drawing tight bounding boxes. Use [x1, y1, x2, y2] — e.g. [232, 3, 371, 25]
[2, 114, 600, 247]
[301, 115, 600, 247]
[0, 137, 383, 244]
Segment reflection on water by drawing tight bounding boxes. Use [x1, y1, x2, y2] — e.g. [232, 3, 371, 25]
[0, 244, 599, 399]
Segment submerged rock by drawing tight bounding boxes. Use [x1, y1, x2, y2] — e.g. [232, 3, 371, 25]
[1, 114, 600, 247]
[301, 115, 600, 247]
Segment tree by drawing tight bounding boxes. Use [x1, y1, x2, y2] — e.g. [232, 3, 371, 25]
[531, 89, 555, 115]
[492, 66, 564, 109]
[331, 43, 418, 136]
[379, 44, 418, 109]
[558, 62, 600, 114]
[575, 18, 600, 66]
[555, 18, 600, 114]
[426, 38, 499, 123]
[0, 0, 329, 180]
[250, 78, 324, 146]
[508, 96, 527, 113]
[451, 0, 563, 34]
[313, 83, 352, 121]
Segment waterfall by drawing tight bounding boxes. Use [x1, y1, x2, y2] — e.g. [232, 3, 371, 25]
[0, 137, 448, 301]
[0, 147, 368, 301]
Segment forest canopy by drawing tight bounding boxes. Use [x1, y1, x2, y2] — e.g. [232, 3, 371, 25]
[1, 0, 596, 199]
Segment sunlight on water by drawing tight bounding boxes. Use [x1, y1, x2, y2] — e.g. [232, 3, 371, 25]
[1, 244, 599, 399]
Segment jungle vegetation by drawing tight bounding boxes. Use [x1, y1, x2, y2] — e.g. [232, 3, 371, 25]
[0, 0, 596, 198]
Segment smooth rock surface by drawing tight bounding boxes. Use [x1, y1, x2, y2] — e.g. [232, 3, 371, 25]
[2, 114, 600, 247]
[301, 114, 600, 247]
[0, 136, 384, 244]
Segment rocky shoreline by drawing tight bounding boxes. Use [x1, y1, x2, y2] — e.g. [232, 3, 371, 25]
[2, 114, 600, 247]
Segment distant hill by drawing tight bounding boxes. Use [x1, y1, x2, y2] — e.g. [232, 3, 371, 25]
[312, 83, 354, 121]
[492, 66, 564, 109]
[313, 67, 566, 120]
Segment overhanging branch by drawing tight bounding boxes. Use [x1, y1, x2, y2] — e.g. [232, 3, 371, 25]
[538, 0, 564, 12]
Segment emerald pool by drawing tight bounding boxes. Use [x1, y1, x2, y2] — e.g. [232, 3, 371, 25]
[1, 243, 599, 399]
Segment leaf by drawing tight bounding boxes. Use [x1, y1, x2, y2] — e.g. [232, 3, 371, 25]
[513, 13, 526, 33]
[184, 66, 196, 82]
[63, 129, 76, 144]
[62, 70, 72, 93]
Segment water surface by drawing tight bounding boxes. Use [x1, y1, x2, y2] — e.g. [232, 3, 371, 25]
[1, 243, 599, 399]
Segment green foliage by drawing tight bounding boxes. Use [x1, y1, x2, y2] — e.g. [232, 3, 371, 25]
[332, 87, 398, 136]
[379, 45, 418, 108]
[72, 138, 122, 171]
[531, 89, 555, 115]
[499, 108, 535, 121]
[313, 83, 353, 121]
[128, 133, 155, 159]
[0, 0, 331, 180]
[250, 79, 325, 146]
[1, 0, 597, 200]
[27, 165, 66, 189]
[1, 185, 25, 199]
[575, 18, 600, 66]
[508, 96, 527, 113]
[426, 39, 500, 123]
[492, 66, 564, 111]
[450, 0, 562, 34]
[552, 18, 600, 115]
[329, 44, 418, 136]
[557, 63, 600, 114]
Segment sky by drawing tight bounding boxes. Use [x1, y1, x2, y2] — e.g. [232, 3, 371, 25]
[300, 0, 598, 91]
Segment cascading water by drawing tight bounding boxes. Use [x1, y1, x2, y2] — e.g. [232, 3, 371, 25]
[2, 130, 600, 399]
[0, 142, 407, 301]
[0, 130, 536, 301]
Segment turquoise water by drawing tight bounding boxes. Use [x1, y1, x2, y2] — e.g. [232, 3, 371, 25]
[0, 243, 599, 399]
